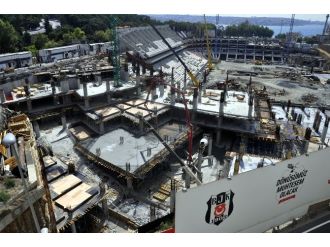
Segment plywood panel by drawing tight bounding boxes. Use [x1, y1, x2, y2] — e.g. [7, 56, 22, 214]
[50, 174, 82, 195]
[55, 183, 93, 211]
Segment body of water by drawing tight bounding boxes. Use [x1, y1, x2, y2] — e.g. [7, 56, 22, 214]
[267, 24, 324, 37]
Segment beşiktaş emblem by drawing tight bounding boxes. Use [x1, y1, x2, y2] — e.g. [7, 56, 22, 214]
[276, 163, 308, 204]
[205, 190, 234, 226]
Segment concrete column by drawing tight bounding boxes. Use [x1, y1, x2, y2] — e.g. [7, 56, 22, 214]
[286, 100, 291, 113]
[321, 116, 329, 144]
[297, 114, 302, 125]
[151, 88, 156, 101]
[0, 89, 6, 103]
[149, 205, 156, 222]
[159, 84, 164, 97]
[70, 222, 77, 233]
[99, 121, 105, 134]
[176, 82, 181, 100]
[139, 117, 144, 133]
[216, 117, 223, 145]
[136, 66, 141, 96]
[150, 67, 154, 76]
[120, 63, 128, 82]
[126, 177, 133, 190]
[170, 179, 176, 213]
[83, 82, 89, 108]
[106, 80, 111, 103]
[219, 92, 224, 116]
[33, 121, 40, 139]
[142, 66, 146, 75]
[197, 149, 203, 182]
[170, 67, 175, 106]
[27, 97, 32, 112]
[313, 111, 320, 130]
[208, 136, 213, 166]
[183, 69, 187, 91]
[192, 88, 198, 111]
[61, 112, 67, 129]
[248, 95, 253, 119]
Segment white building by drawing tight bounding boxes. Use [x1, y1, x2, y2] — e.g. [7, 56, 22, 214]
[89, 42, 113, 55]
[38, 44, 89, 63]
[0, 51, 33, 71]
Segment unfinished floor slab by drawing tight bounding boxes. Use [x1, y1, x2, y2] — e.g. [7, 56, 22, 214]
[81, 128, 166, 172]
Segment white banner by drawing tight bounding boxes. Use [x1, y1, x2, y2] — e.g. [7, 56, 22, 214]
[175, 147, 330, 232]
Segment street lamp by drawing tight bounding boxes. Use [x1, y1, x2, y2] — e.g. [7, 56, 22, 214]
[2, 132, 41, 232]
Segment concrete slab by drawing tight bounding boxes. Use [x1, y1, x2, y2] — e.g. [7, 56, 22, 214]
[82, 128, 165, 172]
[228, 155, 279, 177]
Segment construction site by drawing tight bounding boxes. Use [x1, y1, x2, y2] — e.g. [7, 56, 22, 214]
[1, 14, 330, 233]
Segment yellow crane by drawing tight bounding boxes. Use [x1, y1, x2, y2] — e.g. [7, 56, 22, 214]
[204, 14, 214, 71]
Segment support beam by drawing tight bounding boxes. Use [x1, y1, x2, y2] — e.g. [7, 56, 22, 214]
[106, 80, 111, 103]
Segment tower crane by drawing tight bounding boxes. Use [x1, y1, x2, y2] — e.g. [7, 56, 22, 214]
[204, 14, 214, 71]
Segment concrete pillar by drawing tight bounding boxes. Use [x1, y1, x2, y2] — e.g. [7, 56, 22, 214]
[70, 222, 77, 233]
[219, 92, 224, 116]
[197, 149, 203, 182]
[83, 82, 89, 108]
[192, 88, 198, 111]
[170, 67, 175, 106]
[149, 205, 156, 222]
[297, 114, 302, 125]
[321, 116, 329, 144]
[314, 112, 322, 133]
[126, 177, 133, 190]
[139, 117, 144, 133]
[286, 100, 291, 112]
[170, 179, 176, 213]
[208, 136, 213, 166]
[159, 84, 164, 97]
[216, 118, 223, 145]
[33, 121, 40, 139]
[61, 112, 67, 129]
[121, 62, 129, 82]
[150, 67, 154, 76]
[99, 121, 105, 134]
[0, 89, 6, 103]
[136, 66, 141, 96]
[176, 82, 181, 100]
[248, 95, 253, 119]
[27, 97, 32, 112]
[183, 69, 187, 91]
[151, 88, 156, 101]
[313, 111, 320, 129]
[142, 66, 146, 75]
[106, 80, 111, 103]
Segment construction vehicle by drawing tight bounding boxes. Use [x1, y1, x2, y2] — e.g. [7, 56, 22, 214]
[149, 23, 201, 89]
[203, 14, 214, 71]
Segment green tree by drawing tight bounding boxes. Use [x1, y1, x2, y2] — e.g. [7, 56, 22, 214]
[44, 16, 52, 35]
[94, 29, 111, 42]
[33, 33, 49, 50]
[22, 31, 32, 46]
[72, 27, 86, 41]
[45, 39, 59, 48]
[0, 19, 19, 53]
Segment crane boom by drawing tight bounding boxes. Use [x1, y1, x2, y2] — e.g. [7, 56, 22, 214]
[149, 24, 200, 88]
[204, 14, 213, 71]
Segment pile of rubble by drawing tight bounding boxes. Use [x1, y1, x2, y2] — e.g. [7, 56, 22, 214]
[301, 93, 319, 104]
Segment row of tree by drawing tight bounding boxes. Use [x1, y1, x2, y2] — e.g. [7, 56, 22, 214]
[223, 21, 274, 38]
[1, 15, 292, 55]
[0, 14, 161, 55]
